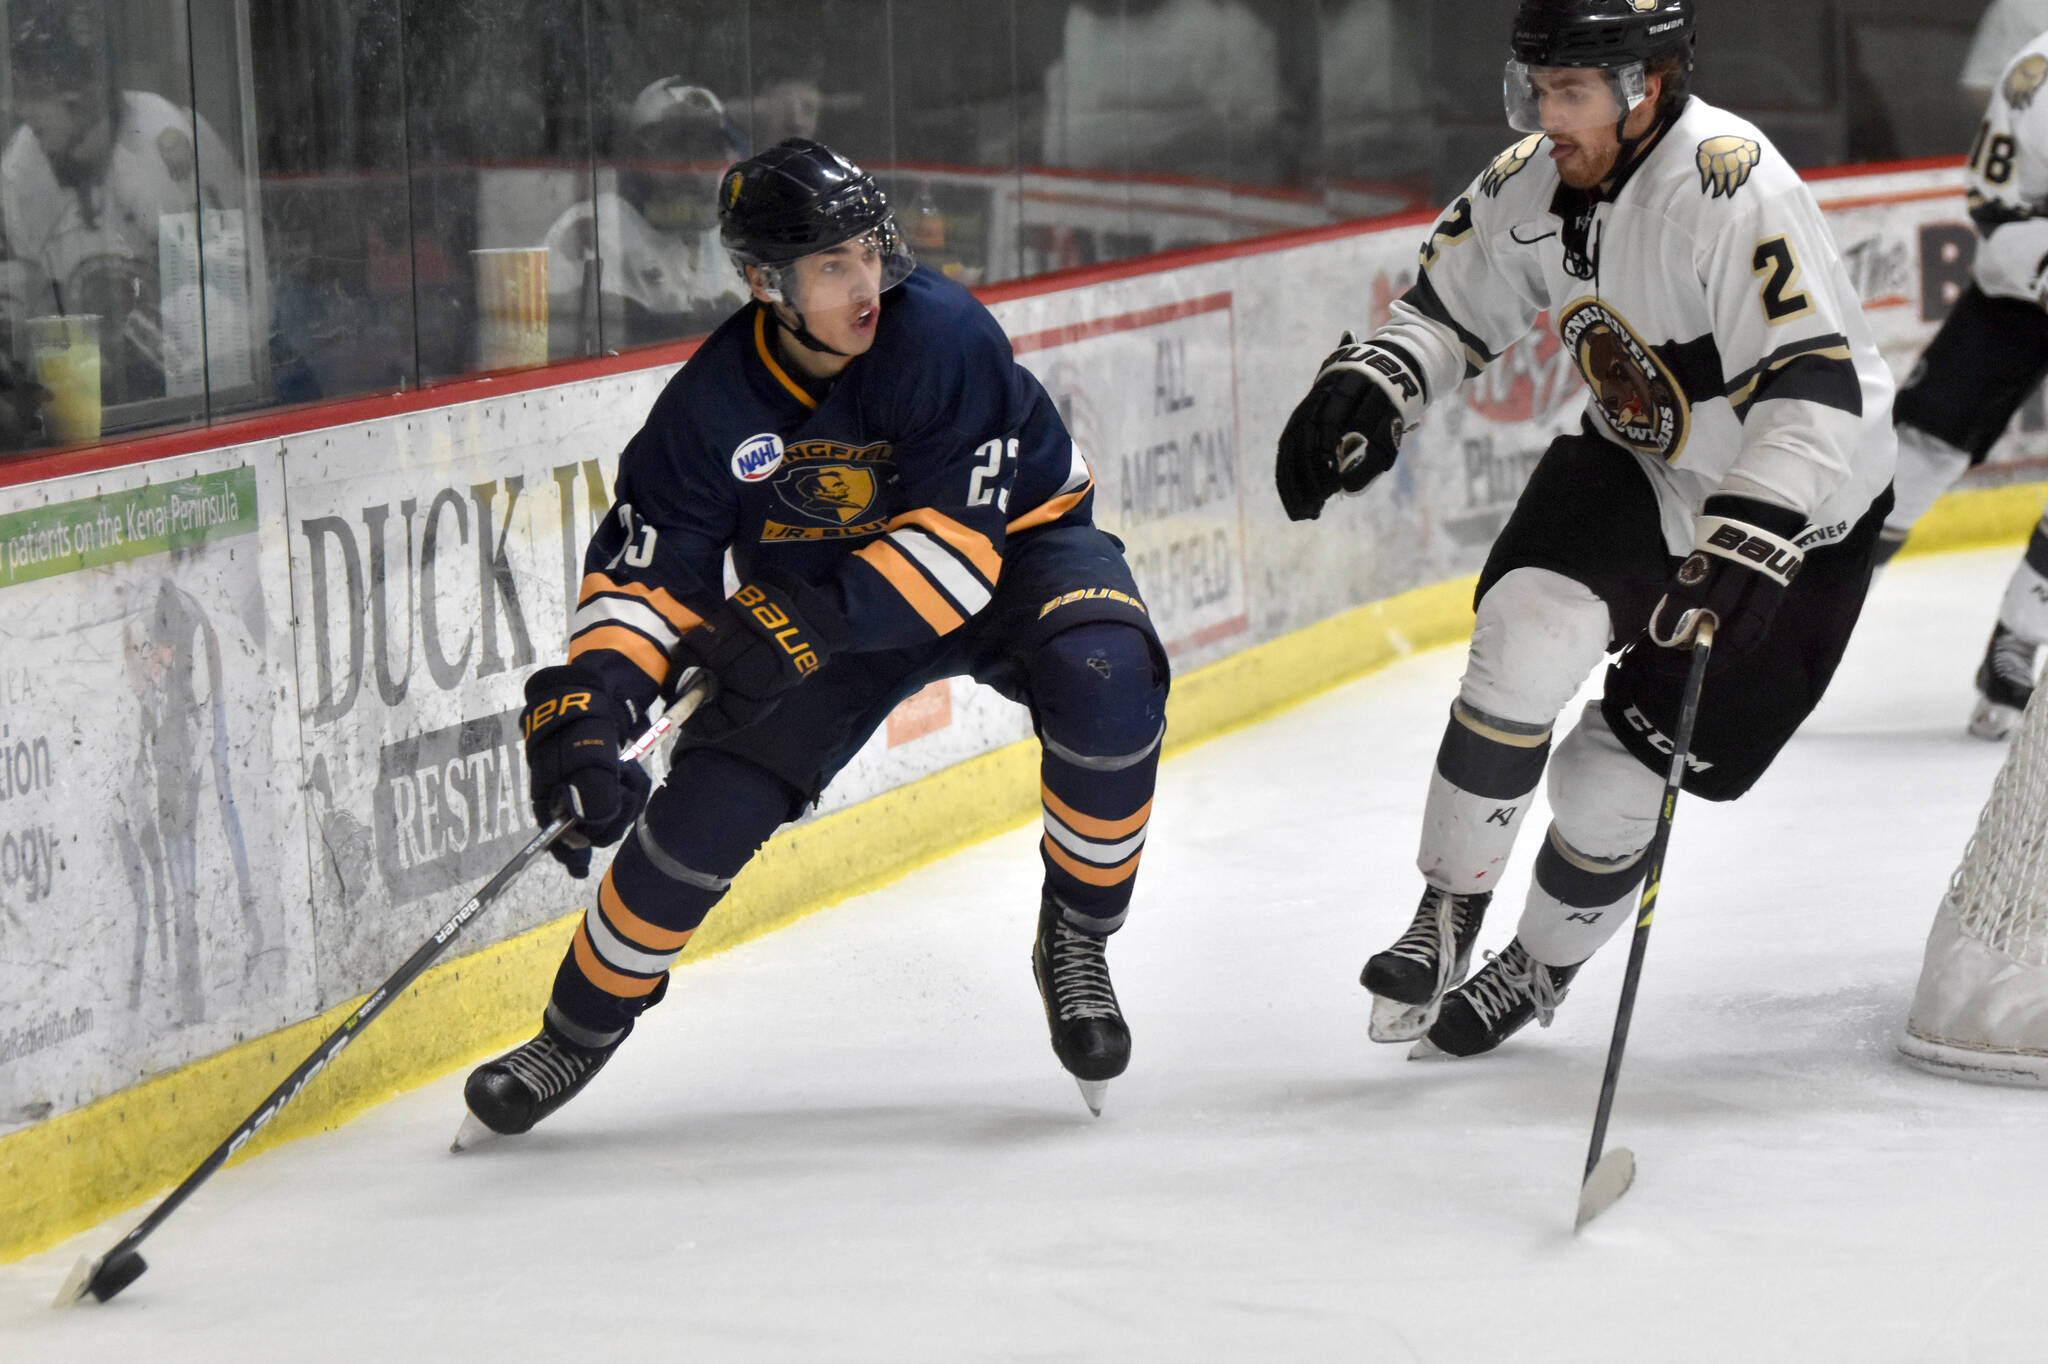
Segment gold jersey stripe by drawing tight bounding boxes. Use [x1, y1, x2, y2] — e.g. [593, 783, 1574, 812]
[569, 623, 673, 688]
[855, 539, 967, 634]
[580, 573, 703, 635]
[1006, 479, 1094, 535]
[886, 506, 1004, 585]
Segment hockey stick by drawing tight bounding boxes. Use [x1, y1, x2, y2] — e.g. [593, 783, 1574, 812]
[1574, 620, 1713, 1232]
[55, 675, 710, 1306]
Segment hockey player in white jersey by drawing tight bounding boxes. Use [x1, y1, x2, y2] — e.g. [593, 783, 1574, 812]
[1876, 28, 2048, 740]
[1274, 0, 1896, 1058]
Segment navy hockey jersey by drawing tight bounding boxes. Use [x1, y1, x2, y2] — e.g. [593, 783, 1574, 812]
[566, 265, 1095, 708]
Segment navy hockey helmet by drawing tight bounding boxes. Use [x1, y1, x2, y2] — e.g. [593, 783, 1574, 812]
[1505, 0, 1695, 136]
[719, 139, 913, 280]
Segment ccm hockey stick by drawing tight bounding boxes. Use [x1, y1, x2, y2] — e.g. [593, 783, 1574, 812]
[56, 675, 710, 1306]
[1575, 620, 1713, 1232]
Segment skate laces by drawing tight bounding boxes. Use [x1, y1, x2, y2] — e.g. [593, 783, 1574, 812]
[1465, 942, 1571, 1029]
[1047, 921, 1121, 1021]
[497, 1034, 599, 1101]
[1387, 890, 1479, 991]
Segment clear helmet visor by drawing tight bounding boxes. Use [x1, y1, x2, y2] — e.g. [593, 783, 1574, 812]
[1503, 59, 1647, 135]
[757, 220, 916, 316]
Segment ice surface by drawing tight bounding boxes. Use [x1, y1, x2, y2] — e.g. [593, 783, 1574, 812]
[3, 549, 2040, 1363]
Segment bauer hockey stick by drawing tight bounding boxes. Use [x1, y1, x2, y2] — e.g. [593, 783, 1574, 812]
[1574, 619, 1713, 1232]
[56, 674, 712, 1306]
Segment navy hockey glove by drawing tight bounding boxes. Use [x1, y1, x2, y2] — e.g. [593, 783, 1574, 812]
[1648, 496, 1806, 662]
[668, 579, 840, 741]
[522, 665, 652, 878]
[1274, 334, 1427, 521]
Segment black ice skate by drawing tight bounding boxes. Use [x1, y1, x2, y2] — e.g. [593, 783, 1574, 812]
[1032, 894, 1130, 1116]
[1970, 623, 2038, 741]
[1361, 887, 1490, 1042]
[452, 1023, 622, 1150]
[1411, 938, 1579, 1060]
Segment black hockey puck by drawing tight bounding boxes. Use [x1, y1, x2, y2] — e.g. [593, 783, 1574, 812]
[88, 1249, 148, 1302]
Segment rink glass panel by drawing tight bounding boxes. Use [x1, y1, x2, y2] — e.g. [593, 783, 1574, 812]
[0, 0, 2008, 458]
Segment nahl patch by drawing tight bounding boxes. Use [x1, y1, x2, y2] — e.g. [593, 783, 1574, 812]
[2007, 54, 2048, 112]
[1481, 135, 1543, 198]
[731, 432, 786, 482]
[1697, 136, 1762, 200]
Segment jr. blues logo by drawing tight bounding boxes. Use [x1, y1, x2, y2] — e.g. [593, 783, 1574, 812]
[731, 433, 786, 482]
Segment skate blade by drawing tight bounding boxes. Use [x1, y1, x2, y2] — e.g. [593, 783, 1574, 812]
[450, 1110, 502, 1153]
[1369, 993, 1437, 1043]
[1575, 1148, 1637, 1231]
[1074, 1077, 1109, 1117]
[1969, 700, 2020, 741]
[1406, 1036, 1456, 1061]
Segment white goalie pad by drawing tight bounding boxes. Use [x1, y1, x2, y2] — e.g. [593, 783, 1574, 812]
[1900, 687, 2048, 1085]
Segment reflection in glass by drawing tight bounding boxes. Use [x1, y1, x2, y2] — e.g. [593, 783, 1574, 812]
[0, 0, 255, 448]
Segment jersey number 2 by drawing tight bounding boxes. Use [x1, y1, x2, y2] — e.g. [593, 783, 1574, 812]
[1752, 237, 1813, 325]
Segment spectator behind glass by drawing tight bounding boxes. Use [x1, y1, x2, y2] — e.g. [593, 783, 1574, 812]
[1042, 0, 1282, 180]
[1964, 0, 2048, 114]
[544, 79, 750, 350]
[0, 0, 254, 439]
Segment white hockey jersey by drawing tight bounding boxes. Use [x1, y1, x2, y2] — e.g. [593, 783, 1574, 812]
[1373, 96, 1895, 556]
[1967, 28, 2048, 306]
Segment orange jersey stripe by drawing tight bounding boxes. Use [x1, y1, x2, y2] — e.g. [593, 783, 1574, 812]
[1006, 478, 1094, 535]
[569, 623, 673, 687]
[754, 310, 818, 410]
[885, 508, 1004, 585]
[571, 921, 665, 998]
[855, 540, 967, 634]
[580, 573, 703, 634]
[1042, 834, 1142, 887]
[599, 873, 695, 954]
[1041, 784, 1152, 841]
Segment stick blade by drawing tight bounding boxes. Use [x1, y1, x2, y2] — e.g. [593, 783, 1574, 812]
[1575, 1148, 1636, 1231]
[54, 1248, 147, 1306]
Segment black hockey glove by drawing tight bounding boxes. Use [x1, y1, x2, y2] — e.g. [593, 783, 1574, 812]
[1647, 496, 1807, 663]
[1274, 333, 1427, 521]
[667, 578, 840, 741]
[522, 665, 652, 879]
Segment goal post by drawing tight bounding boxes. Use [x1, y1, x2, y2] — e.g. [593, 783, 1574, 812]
[1900, 687, 2048, 1085]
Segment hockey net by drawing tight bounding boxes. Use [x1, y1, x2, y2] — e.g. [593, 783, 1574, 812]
[1901, 685, 2048, 1085]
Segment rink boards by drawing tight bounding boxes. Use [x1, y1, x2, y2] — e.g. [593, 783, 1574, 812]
[0, 157, 2033, 1263]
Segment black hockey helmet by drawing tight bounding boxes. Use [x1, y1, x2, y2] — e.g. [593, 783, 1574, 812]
[1510, 0, 1695, 70]
[1504, 0, 1694, 136]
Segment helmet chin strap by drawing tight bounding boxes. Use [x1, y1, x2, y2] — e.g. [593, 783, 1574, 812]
[760, 282, 850, 359]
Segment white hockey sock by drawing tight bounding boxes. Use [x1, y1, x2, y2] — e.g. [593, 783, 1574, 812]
[1418, 568, 1611, 893]
[1516, 825, 1647, 968]
[1885, 423, 1972, 542]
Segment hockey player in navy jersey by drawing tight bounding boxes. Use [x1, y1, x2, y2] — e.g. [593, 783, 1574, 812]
[462, 140, 1168, 1136]
[1275, 0, 1896, 1058]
